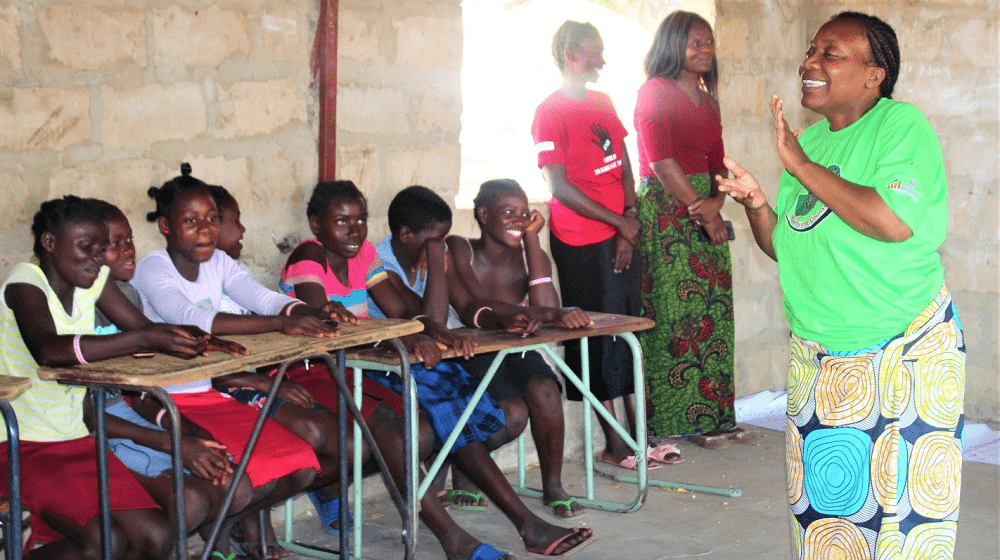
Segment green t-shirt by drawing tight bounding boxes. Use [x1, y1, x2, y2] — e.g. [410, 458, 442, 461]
[772, 98, 947, 350]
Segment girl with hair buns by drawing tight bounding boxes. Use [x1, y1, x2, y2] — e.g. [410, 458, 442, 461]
[718, 12, 965, 558]
[633, 11, 748, 449]
[532, 20, 658, 470]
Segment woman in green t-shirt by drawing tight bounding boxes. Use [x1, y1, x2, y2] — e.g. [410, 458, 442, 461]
[717, 12, 964, 560]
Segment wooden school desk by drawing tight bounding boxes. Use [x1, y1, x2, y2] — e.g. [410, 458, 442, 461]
[333, 312, 654, 559]
[37, 318, 422, 560]
[0, 375, 30, 560]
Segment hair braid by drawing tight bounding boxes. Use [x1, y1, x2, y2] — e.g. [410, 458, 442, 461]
[831, 11, 900, 99]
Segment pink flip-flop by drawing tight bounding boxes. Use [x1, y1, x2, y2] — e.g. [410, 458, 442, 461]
[647, 443, 684, 465]
[526, 528, 596, 558]
[598, 453, 663, 470]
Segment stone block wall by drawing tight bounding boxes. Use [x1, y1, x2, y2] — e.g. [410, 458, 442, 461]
[0, 0, 319, 288]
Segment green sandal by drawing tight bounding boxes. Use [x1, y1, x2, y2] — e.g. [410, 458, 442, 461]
[446, 489, 489, 511]
[545, 496, 586, 519]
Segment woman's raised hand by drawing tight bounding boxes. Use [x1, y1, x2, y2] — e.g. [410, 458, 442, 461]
[770, 95, 810, 177]
[717, 157, 769, 211]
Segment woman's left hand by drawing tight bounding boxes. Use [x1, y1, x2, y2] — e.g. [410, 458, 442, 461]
[770, 95, 811, 176]
[687, 196, 724, 225]
[612, 236, 633, 273]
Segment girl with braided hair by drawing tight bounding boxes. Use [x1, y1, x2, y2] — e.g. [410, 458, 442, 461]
[718, 12, 964, 559]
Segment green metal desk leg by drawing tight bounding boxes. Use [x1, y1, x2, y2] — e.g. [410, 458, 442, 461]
[511, 333, 649, 513]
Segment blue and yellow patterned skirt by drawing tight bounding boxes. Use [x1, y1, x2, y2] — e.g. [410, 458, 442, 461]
[786, 285, 965, 559]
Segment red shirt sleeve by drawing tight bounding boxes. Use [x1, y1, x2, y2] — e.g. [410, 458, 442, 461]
[635, 78, 676, 164]
[532, 95, 568, 168]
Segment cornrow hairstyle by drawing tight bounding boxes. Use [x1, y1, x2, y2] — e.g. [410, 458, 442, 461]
[644, 11, 719, 98]
[31, 195, 107, 258]
[551, 20, 600, 72]
[830, 11, 900, 99]
[146, 162, 215, 222]
[472, 179, 525, 227]
[387, 185, 452, 237]
[306, 180, 365, 219]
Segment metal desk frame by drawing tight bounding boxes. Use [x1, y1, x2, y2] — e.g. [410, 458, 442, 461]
[39, 321, 421, 560]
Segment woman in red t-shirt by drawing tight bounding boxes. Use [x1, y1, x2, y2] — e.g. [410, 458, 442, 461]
[634, 12, 751, 447]
[532, 21, 648, 468]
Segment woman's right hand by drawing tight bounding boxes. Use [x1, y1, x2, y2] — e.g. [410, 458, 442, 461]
[180, 435, 233, 485]
[717, 157, 769, 211]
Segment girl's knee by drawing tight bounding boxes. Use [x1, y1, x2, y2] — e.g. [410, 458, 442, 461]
[526, 377, 562, 409]
[502, 398, 529, 434]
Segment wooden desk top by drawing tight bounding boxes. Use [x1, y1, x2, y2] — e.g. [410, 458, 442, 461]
[345, 312, 653, 366]
[0, 375, 31, 400]
[36, 318, 423, 388]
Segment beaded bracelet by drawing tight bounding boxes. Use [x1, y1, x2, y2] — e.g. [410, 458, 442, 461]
[528, 276, 552, 287]
[155, 408, 167, 428]
[472, 306, 492, 328]
[73, 334, 88, 365]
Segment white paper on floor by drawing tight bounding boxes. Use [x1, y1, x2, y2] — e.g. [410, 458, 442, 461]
[735, 390, 999, 466]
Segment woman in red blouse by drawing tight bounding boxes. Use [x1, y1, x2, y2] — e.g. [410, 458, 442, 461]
[634, 12, 751, 446]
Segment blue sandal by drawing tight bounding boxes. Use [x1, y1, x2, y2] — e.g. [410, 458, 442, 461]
[307, 490, 354, 538]
[469, 543, 510, 560]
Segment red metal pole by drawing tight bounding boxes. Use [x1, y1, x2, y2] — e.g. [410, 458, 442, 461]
[316, 0, 338, 181]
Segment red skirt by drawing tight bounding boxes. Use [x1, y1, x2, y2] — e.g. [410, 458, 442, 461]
[282, 362, 403, 419]
[171, 391, 320, 487]
[0, 437, 159, 551]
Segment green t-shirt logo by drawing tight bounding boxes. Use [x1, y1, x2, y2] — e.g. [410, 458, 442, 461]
[787, 164, 837, 231]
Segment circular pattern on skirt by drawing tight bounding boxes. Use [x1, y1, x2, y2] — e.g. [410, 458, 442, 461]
[803, 428, 871, 516]
[875, 522, 904, 560]
[900, 521, 958, 560]
[871, 423, 905, 512]
[787, 417, 804, 505]
[908, 433, 962, 519]
[788, 339, 816, 417]
[803, 518, 870, 560]
[906, 321, 958, 357]
[913, 349, 965, 429]
[815, 355, 876, 426]
[877, 337, 910, 418]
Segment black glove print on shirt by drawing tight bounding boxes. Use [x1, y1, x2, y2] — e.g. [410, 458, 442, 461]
[591, 123, 614, 157]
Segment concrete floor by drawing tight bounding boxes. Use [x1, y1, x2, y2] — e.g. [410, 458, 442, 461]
[265, 427, 999, 560]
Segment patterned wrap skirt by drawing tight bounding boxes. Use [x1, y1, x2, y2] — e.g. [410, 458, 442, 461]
[786, 285, 965, 560]
[637, 173, 736, 436]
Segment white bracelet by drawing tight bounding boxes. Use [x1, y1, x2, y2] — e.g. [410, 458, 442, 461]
[411, 315, 427, 321]
[73, 334, 88, 365]
[528, 276, 552, 287]
[472, 306, 492, 328]
[155, 408, 166, 428]
[284, 301, 306, 316]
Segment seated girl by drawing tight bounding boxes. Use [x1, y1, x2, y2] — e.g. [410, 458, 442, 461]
[0, 195, 236, 559]
[280, 180, 595, 560]
[130, 164, 329, 555]
[86, 199, 255, 554]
